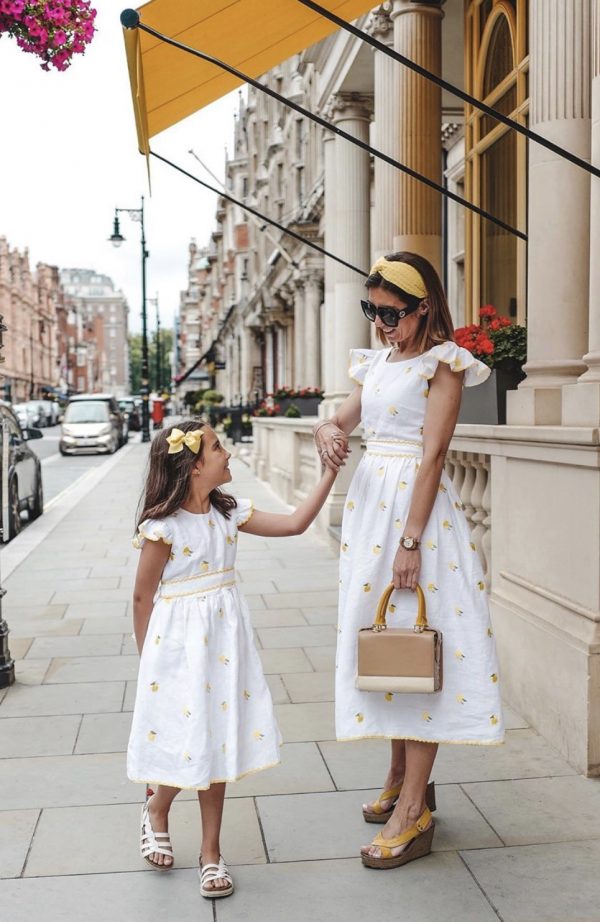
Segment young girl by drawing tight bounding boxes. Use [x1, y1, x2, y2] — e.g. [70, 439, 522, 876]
[128, 420, 336, 899]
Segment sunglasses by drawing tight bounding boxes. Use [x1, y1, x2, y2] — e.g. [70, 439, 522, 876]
[360, 299, 420, 328]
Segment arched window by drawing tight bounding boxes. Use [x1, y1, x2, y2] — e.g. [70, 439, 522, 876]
[465, 0, 528, 323]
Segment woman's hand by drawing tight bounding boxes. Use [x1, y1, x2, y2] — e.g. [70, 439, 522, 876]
[392, 546, 421, 591]
[313, 421, 350, 472]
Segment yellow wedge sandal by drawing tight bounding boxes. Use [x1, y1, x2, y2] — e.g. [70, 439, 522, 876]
[362, 780, 436, 824]
[361, 806, 435, 869]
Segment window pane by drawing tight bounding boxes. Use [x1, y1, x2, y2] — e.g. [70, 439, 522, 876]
[481, 83, 517, 136]
[480, 130, 517, 317]
[483, 15, 514, 96]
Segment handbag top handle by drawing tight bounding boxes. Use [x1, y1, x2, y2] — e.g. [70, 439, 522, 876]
[372, 583, 429, 633]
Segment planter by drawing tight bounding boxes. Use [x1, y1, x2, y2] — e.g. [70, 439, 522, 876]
[458, 359, 525, 425]
[277, 396, 322, 416]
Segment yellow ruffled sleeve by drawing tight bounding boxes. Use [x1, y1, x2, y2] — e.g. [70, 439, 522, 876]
[348, 348, 378, 386]
[235, 499, 254, 527]
[132, 518, 174, 550]
[420, 342, 491, 388]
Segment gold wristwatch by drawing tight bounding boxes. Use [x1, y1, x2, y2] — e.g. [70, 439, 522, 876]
[399, 536, 420, 550]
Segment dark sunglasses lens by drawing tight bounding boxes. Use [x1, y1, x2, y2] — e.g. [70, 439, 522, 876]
[380, 308, 401, 327]
[361, 300, 377, 322]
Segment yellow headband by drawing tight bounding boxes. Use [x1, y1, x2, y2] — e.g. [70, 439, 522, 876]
[166, 428, 204, 455]
[369, 257, 427, 300]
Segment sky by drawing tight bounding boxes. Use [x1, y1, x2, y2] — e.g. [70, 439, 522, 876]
[0, 0, 241, 334]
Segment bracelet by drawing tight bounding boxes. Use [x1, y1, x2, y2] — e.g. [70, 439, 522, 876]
[313, 419, 333, 437]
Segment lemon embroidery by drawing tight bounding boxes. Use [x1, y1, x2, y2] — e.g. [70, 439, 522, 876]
[341, 542, 349, 553]
[490, 673, 498, 683]
[182, 707, 191, 718]
[203, 635, 208, 646]
[470, 541, 477, 551]
[367, 425, 377, 434]
[243, 690, 251, 700]
[150, 682, 159, 693]
[394, 518, 403, 530]
[442, 520, 452, 530]
[182, 546, 192, 557]
[422, 712, 432, 722]
[206, 682, 212, 692]
[378, 501, 387, 511]
[455, 501, 465, 511]
[363, 582, 372, 593]
[358, 354, 366, 365]
[372, 545, 382, 555]
[253, 730, 265, 741]
[438, 483, 447, 493]
[221, 701, 228, 711]
[183, 751, 192, 762]
[427, 582, 438, 592]
[346, 500, 355, 511]
[448, 562, 458, 572]
[222, 743, 227, 754]
[425, 540, 437, 550]
[388, 603, 396, 613]
[154, 635, 161, 645]
[200, 560, 210, 572]
[477, 581, 486, 591]
[208, 519, 216, 528]
[226, 535, 235, 546]
[423, 388, 429, 398]
[455, 650, 465, 661]
[398, 481, 408, 490]
[219, 655, 230, 665]
[384, 692, 393, 702]
[356, 712, 364, 723]
[147, 731, 157, 742]
[455, 606, 463, 616]
[456, 694, 467, 704]
[405, 366, 412, 374]
[388, 405, 399, 416]
[169, 552, 175, 561]
[377, 466, 385, 477]
[218, 608, 224, 619]
[490, 714, 499, 726]
[487, 627, 494, 637]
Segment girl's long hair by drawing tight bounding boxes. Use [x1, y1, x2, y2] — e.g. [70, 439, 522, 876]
[366, 251, 455, 350]
[136, 419, 237, 530]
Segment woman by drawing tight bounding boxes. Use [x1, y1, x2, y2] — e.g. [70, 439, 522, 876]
[314, 252, 504, 870]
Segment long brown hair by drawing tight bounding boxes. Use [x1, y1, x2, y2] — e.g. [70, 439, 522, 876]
[366, 251, 455, 351]
[135, 419, 237, 530]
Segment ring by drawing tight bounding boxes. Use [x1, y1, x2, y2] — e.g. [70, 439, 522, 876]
[321, 449, 328, 458]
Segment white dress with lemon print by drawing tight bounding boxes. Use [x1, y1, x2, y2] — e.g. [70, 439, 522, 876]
[127, 500, 282, 789]
[337, 341, 504, 746]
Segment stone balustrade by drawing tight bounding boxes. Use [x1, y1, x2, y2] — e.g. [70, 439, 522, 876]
[445, 449, 492, 578]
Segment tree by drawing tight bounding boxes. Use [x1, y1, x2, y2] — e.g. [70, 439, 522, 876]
[129, 329, 174, 396]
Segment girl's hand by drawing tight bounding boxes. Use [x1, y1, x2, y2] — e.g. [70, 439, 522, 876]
[314, 421, 350, 472]
[392, 546, 421, 591]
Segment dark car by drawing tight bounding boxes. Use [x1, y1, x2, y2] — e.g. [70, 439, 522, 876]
[119, 398, 141, 432]
[0, 403, 44, 541]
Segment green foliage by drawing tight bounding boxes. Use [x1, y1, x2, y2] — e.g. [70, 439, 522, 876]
[201, 390, 224, 405]
[128, 329, 174, 394]
[284, 403, 302, 418]
[489, 324, 527, 365]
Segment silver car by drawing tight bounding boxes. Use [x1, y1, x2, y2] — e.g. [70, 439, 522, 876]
[60, 399, 120, 455]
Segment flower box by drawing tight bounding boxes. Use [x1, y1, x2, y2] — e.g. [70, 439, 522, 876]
[458, 359, 526, 425]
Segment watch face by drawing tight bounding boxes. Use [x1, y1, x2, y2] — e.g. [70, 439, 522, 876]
[403, 538, 414, 549]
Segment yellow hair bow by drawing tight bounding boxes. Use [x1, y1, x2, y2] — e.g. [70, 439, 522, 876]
[166, 428, 204, 455]
[369, 257, 427, 299]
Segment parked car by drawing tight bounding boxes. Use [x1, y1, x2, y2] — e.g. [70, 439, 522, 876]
[118, 398, 141, 432]
[12, 402, 38, 430]
[0, 403, 44, 541]
[60, 394, 124, 455]
[26, 401, 48, 427]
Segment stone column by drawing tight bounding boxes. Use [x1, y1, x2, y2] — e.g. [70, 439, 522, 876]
[563, 0, 600, 424]
[368, 4, 397, 262]
[302, 270, 322, 388]
[389, 0, 444, 273]
[330, 92, 372, 402]
[509, 0, 592, 426]
[264, 327, 274, 394]
[321, 129, 337, 405]
[293, 281, 305, 389]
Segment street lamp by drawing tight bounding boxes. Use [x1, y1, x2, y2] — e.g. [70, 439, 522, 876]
[148, 295, 161, 394]
[108, 197, 151, 442]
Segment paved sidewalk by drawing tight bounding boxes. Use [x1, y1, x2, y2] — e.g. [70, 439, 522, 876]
[1, 443, 599, 921]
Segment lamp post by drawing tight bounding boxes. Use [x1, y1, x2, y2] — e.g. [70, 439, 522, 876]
[148, 294, 161, 393]
[108, 196, 151, 442]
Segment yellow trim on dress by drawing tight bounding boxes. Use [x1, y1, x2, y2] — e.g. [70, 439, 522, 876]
[161, 566, 235, 586]
[129, 754, 282, 791]
[132, 527, 173, 550]
[159, 578, 236, 601]
[237, 501, 254, 527]
[336, 732, 504, 746]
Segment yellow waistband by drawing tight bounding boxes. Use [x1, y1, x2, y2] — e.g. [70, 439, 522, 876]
[159, 567, 236, 601]
[365, 438, 422, 457]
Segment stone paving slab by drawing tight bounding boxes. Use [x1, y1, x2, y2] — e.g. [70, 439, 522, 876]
[1, 715, 81, 758]
[79, 615, 132, 635]
[64, 601, 128, 619]
[257, 624, 337, 649]
[12, 658, 51, 685]
[0, 809, 40, 879]
[258, 647, 314, 674]
[304, 645, 336, 671]
[274, 702, 335, 742]
[215, 854, 500, 922]
[225, 742, 335, 799]
[462, 838, 600, 922]
[301, 606, 338, 625]
[75, 712, 132, 754]
[247, 608, 307, 628]
[26, 634, 124, 659]
[44, 655, 139, 684]
[281, 671, 334, 703]
[0, 681, 124, 718]
[24, 797, 265, 877]
[0, 870, 212, 922]
[5, 617, 81, 639]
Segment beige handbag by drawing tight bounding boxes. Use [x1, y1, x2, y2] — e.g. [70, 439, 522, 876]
[356, 583, 443, 693]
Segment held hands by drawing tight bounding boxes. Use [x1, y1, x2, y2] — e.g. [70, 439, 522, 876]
[313, 421, 350, 472]
[392, 545, 421, 591]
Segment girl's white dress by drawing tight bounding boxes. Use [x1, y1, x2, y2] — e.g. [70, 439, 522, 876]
[336, 341, 504, 746]
[127, 500, 282, 789]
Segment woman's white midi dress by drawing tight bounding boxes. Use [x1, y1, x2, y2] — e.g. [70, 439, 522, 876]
[336, 341, 504, 746]
[127, 500, 282, 789]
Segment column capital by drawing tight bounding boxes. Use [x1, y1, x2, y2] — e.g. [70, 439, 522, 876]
[366, 3, 394, 43]
[329, 92, 373, 125]
[390, 0, 445, 21]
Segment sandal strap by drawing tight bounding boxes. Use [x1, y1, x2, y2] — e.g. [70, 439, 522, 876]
[200, 858, 232, 884]
[370, 807, 432, 858]
[371, 783, 403, 813]
[140, 803, 174, 858]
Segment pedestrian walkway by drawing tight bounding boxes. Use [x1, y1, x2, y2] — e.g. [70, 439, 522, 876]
[1, 443, 599, 921]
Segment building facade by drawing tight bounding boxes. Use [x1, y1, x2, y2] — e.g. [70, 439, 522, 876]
[179, 0, 600, 775]
[60, 269, 130, 397]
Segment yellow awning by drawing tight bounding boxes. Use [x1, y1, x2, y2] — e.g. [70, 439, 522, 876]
[123, 0, 377, 153]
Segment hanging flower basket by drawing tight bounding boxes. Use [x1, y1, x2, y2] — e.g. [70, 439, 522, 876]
[0, 1, 97, 71]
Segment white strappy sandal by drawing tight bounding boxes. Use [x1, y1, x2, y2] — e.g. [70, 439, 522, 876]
[140, 798, 174, 871]
[199, 855, 234, 899]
